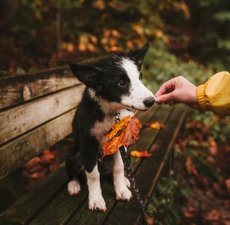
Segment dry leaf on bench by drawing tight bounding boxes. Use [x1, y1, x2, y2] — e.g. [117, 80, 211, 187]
[146, 122, 165, 129]
[130, 150, 152, 158]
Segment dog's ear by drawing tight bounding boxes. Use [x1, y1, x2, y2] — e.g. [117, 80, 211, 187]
[69, 63, 102, 90]
[128, 43, 150, 69]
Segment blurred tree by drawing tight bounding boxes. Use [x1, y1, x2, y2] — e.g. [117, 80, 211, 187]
[186, 0, 230, 68]
[0, 0, 19, 28]
[0, 0, 229, 72]
[160, 0, 230, 68]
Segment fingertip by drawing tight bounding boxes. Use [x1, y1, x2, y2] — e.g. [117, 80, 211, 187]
[155, 96, 161, 103]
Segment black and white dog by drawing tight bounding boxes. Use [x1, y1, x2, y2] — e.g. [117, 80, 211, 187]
[66, 44, 155, 211]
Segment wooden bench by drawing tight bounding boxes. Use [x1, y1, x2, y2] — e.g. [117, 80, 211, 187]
[0, 66, 187, 225]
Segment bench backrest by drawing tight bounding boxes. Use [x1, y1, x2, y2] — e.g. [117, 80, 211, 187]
[0, 67, 85, 179]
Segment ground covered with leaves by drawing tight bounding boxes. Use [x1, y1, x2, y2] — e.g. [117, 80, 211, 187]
[148, 112, 230, 225]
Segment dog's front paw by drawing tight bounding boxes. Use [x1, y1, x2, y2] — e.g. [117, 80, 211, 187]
[116, 186, 132, 201]
[124, 177, 130, 188]
[68, 180, 81, 195]
[89, 195, 107, 212]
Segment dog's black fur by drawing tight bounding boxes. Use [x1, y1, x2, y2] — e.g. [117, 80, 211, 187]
[66, 45, 150, 177]
[65, 44, 154, 211]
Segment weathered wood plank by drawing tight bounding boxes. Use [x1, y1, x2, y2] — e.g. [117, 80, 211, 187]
[103, 105, 187, 225]
[0, 85, 84, 145]
[0, 109, 76, 179]
[130, 105, 171, 171]
[0, 167, 68, 225]
[0, 66, 81, 110]
[29, 185, 87, 225]
[65, 180, 116, 225]
[66, 105, 172, 225]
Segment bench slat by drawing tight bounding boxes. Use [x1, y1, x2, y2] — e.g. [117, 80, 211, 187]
[0, 85, 84, 145]
[30, 187, 87, 225]
[0, 109, 75, 179]
[0, 168, 68, 225]
[130, 105, 171, 171]
[0, 67, 81, 111]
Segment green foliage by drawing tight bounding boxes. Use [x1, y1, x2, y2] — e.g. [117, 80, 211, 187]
[1, 0, 229, 71]
[142, 40, 213, 92]
[147, 0, 230, 69]
[147, 173, 191, 225]
[214, 11, 230, 22]
[184, 0, 230, 68]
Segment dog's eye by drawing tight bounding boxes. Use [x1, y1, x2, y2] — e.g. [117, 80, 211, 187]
[117, 80, 128, 88]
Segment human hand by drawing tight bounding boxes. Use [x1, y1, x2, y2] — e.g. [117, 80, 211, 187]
[155, 76, 199, 109]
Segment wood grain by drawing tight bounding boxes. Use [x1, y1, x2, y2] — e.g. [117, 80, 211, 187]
[0, 109, 76, 179]
[0, 168, 68, 225]
[0, 66, 81, 111]
[0, 85, 84, 145]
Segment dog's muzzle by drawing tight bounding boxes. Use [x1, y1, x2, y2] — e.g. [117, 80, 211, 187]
[143, 97, 155, 108]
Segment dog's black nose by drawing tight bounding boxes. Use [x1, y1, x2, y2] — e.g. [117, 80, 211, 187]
[143, 97, 155, 108]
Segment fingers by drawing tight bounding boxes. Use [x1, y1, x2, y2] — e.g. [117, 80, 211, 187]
[155, 78, 178, 104]
[155, 76, 197, 107]
[155, 92, 176, 104]
[155, 78, 176, 97]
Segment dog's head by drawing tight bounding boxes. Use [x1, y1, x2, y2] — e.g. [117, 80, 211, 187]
[70, 44, 154, 111]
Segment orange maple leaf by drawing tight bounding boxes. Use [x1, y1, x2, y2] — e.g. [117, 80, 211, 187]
[103, 116, 142, 156]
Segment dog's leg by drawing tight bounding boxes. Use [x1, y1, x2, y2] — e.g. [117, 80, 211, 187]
[113, 151, 132, 201]
[66, 147, 83, 195]
[85, 164, 106, 211]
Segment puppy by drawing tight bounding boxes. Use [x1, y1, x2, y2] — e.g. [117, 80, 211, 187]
[66, 44, 155, 211]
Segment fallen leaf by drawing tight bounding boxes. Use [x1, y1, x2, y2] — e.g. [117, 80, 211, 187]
[204, 209, 221, 221]
[41, 149, 56, 163]
[146, 122, 165, 129]
[185, 157, 198, 176]
[103, 116, 142, 156]
[130, 150, 152, 158]
[183, 207, 196, 218]
[208, 137, 218, 155]
[146, 215, 155, 225]
[225, 178, 230, 193]
[24, 157, 41, 170]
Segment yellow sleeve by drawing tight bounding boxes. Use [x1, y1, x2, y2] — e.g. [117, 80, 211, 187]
[196, 71, 230, 116]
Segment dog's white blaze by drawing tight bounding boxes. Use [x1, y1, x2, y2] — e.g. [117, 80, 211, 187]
[120, 58, 154, 110]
